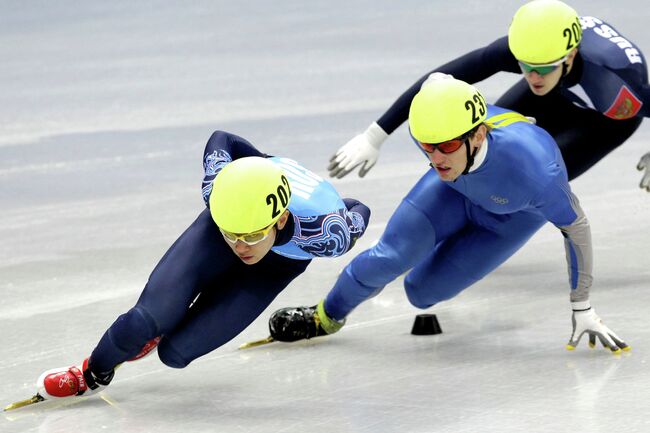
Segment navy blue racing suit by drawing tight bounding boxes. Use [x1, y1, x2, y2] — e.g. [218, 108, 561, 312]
[88, 131, 370, 374]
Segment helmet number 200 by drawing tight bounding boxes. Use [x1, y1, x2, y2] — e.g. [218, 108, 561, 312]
[465, 93, 486, 124]
[266, 175, 291, 219]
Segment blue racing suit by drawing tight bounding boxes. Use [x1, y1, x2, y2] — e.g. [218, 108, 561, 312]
[324, 106, 592, 320]
[88, 131, 370, 373]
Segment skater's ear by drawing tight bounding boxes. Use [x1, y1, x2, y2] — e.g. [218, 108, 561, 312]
[276, 210, 291, 230]
[469, 124, 488, 150]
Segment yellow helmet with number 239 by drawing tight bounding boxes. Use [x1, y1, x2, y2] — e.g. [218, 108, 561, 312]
[409, 77, 487, 144]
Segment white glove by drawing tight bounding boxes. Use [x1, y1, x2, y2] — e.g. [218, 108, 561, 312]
[328, 122, 388, 178]
[637, 152, 650, 192]
[566, 302, 629, 353]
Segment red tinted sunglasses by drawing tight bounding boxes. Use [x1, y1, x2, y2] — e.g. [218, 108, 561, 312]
[419, 138, 466, 154]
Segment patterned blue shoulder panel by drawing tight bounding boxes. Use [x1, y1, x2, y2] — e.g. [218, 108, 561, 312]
[201, 148, 232, 204]
[269, 157, 366, 260]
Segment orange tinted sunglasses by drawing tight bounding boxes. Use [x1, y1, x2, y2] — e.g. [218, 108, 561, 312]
[419, 138, 466, 154]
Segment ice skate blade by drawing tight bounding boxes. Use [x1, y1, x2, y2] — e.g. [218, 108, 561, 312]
[4, 394, 45, 411]
[238, 336, 275, 350]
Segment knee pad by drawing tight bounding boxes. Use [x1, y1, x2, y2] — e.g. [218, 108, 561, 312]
[157, 339, 190, 369]
[355, 239, 416, 288]
[404, 277, 440, 309]
[107, 306, 159, 353]
[404, 260, 476, 309]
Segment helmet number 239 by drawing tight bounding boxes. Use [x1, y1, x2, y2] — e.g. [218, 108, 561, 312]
[465, 93, 486, 124]
[266, 175, 291, 219]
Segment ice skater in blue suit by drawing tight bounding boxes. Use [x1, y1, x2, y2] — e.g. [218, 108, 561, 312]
[270, 76, 629, 354]
[29, 131, 370, 404]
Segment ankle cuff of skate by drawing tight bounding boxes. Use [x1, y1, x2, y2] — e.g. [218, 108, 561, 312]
[84, 368, 114, 391]
[316, 300, 345, 334]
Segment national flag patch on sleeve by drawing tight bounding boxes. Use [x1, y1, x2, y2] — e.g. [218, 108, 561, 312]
[603, 85, 643, 120]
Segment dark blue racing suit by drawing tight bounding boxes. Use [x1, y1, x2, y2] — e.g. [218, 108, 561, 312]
[88, 131, 370, 374]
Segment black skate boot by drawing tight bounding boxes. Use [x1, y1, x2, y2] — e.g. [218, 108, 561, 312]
[269, 300, 345, 342]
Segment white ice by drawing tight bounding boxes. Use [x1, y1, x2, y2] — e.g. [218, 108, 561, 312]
[1, 1, 649, 432]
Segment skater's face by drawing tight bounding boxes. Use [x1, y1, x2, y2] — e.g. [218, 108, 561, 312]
[423, 125, 486, 182]
[520, 48, 578, 96]
[223, 211, 290, 265]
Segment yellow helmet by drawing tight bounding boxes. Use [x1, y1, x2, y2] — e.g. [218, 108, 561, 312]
[409, 77, 487, 144]
[508, 0, 582, 64]
[209, 157, 291, 233]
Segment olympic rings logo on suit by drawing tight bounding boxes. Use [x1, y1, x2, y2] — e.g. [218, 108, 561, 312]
[490, 195, 509, 205]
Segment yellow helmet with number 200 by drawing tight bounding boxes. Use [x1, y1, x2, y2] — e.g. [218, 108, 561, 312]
[209, 156, 291, 234]
[508, 0, 582, 64]
[409, 77, 487, 144]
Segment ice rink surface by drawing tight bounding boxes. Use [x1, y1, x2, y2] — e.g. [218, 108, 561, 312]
[1, 1, 649, 432]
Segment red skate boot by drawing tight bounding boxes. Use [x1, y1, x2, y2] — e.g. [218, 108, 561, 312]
[37, 358, 114, 399]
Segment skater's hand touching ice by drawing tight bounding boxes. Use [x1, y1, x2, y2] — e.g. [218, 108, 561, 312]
[566, 303, 629, 353]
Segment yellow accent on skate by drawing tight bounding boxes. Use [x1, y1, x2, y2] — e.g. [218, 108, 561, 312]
[3, 394, 45, 411]
[316, 299, 345, 334]
[238, 336, 275, 350]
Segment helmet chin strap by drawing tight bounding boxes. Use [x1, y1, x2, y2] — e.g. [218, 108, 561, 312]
[460, 139, 478, 176]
